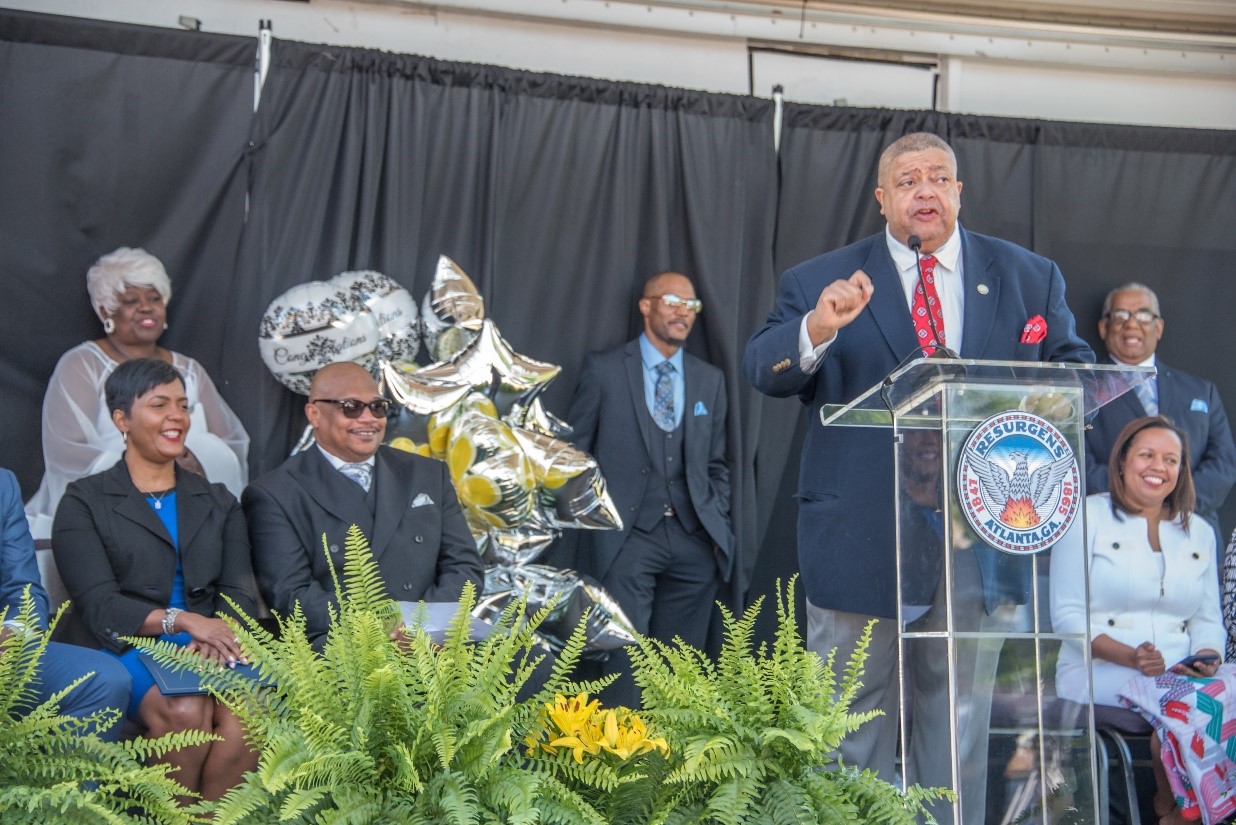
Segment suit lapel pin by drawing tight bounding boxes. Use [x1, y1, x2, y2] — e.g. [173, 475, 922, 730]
[977, 284, 990, 295]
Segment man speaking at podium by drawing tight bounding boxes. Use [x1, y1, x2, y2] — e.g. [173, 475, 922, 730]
[743, 132, 1093, 819]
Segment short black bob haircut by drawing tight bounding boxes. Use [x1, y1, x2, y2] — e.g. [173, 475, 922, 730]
[104, 357, 185, 416]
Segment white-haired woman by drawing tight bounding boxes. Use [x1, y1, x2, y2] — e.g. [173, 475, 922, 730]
[24, 248, 248, 539]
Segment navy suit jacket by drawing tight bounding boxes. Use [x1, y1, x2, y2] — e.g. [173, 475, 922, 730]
[243, 445, 484, 644]
[53, 461, 258, 653]
[567, 339, 733, 583]
[1085, 360, 1236, 534]
[1, 468, 50, 627]
[743, 227, 1094, 618]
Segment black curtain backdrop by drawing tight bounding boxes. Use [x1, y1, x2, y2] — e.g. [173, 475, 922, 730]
[3, 11, 1235, 639]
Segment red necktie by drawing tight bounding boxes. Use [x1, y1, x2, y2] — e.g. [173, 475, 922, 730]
[910, 255, 946, 355]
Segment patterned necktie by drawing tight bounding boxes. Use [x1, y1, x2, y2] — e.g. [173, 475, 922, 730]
[910, 255, 946, 355]
[340, 461, 373, 492]
[653, 361, 676, 432]
[1134, 379, 1158, 416]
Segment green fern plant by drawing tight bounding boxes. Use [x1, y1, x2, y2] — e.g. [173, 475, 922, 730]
[628, 577, 953, 825]
[172, 524, 602, 824]
[0, 590, 214, 824]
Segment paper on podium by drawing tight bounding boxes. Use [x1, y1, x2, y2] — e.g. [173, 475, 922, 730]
[398, 601, 496, 644]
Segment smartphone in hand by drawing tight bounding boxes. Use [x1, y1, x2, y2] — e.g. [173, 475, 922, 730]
[1175, 653, 1220, 670]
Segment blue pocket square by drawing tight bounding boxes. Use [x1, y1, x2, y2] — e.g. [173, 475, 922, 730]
[1191, 398, 1209, 413]
[693, 401, 708, 416]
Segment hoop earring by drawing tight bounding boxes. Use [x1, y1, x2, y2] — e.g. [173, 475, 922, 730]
[102, 317, 115, 334]
[121, 431, 128, 444]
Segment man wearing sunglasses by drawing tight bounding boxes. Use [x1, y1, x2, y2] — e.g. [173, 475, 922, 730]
[566, 271, 733, 708]
[1085, 283, 1236, 551]
[243, 361, 484, 646]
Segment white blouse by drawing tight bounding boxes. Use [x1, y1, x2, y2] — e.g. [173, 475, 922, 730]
[24, 342, 249, 539]
[1051, 493, 1224, 706]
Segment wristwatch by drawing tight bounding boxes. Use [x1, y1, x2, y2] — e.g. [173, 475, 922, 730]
[162, 608, 183, 636]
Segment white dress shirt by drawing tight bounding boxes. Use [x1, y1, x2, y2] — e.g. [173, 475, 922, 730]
[798, 225, 965, 373]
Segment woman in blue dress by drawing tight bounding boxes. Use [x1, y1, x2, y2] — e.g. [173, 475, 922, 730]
[53, 357, 259, 803]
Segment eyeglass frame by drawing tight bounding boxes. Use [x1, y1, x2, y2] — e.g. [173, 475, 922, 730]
[310, 398, 393, 419]
[1103, 308, 1161, 326]
[645, 293, 703, 313]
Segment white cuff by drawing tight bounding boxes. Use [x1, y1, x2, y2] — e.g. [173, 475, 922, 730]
[798, 312, 835, 374]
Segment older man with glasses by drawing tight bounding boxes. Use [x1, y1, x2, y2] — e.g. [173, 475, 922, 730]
[242, 361, 483, 647]
[563, 270, 733, 708]
[1085, 282, 1236, 552]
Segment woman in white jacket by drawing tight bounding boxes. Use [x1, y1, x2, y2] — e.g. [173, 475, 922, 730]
[1052, 415, 1223, 825]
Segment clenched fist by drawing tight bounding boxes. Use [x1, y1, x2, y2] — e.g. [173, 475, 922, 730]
[806, 270, 874, 347]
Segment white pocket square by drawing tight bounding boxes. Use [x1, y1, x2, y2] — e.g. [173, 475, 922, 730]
[411, 493, 434, 508]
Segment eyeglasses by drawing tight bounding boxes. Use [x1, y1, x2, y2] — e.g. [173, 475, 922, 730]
[646, 293, 703, 313]
[310, 398, 392, 419]
[1104, 309, 1160, 326]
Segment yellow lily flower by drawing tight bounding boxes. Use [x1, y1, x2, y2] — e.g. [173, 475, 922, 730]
[546, 692, 601, 738]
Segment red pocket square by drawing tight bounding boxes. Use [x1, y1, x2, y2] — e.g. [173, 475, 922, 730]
[1021, 315, 1047, 344]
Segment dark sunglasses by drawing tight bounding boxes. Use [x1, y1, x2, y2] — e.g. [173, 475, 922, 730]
[311, 398, 392, 419]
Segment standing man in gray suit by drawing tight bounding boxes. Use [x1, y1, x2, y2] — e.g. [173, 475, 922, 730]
[567, 271, 733, 707]
[243, 361, 484, 647]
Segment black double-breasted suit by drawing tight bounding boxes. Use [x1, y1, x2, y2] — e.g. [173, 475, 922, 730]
[242, 445, 483, 644]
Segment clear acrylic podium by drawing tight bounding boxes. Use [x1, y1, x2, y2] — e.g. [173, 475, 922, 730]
[820, 357, 1153, 825]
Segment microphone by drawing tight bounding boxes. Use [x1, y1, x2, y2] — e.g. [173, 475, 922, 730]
[907, 234, 957, 359]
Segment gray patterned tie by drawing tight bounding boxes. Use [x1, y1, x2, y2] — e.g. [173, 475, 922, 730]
[1134, 379, 1158, 416]
[653, 361, 675, 432]
[340, 461, 373, 492]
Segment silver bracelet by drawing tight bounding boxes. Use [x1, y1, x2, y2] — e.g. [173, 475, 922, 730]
[162, 608, 183, 636]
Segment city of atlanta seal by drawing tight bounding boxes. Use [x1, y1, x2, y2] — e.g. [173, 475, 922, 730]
[956, 410, 1080, 555]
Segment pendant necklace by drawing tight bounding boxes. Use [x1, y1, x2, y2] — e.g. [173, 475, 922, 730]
[145, 489, 172, 510]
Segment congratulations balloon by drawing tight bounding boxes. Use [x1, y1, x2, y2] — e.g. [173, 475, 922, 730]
[332, 270, 420, 364]
[258, 281, 380, 395]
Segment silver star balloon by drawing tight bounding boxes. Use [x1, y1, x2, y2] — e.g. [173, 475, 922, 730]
[421, 254, 484, 361]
